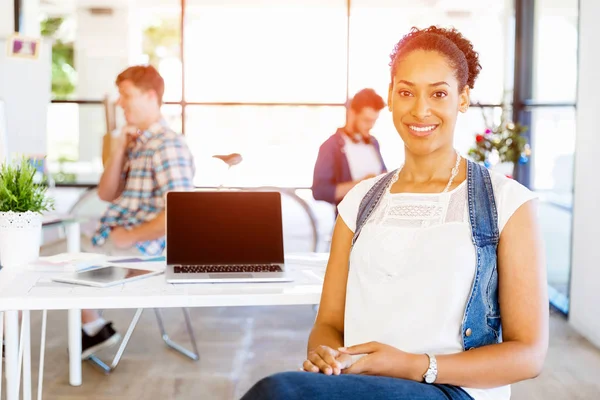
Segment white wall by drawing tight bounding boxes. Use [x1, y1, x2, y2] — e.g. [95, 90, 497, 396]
[569, 0, 600, 349]
[0, 1, 14, 37]
[0, 38, 51, 157]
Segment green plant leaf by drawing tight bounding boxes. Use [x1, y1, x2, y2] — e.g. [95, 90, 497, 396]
[0, 157, 55, 213]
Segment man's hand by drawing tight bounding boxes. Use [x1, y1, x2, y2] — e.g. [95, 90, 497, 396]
[112, 125, 140, 154]
[110, 227, 137, 249]
[339, 341, 427, 380]
[302, 345, 354, 375]
[99, 126, 138, 202]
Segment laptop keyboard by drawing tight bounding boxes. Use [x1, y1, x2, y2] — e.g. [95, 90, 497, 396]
[174, 265, 283, 274]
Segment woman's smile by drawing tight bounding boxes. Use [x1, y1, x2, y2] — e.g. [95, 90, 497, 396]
[405, 123, 439, 137]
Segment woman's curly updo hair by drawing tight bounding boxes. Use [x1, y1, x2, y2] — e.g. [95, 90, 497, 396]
[389, 26, 482, 90]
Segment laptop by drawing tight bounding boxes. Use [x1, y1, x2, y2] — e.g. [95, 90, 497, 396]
[164, 191, 292, 283]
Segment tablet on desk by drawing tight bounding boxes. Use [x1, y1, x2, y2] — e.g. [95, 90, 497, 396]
[51, 265, 163, 288]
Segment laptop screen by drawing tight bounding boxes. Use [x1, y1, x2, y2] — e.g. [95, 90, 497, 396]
[166, 191, 284, 265]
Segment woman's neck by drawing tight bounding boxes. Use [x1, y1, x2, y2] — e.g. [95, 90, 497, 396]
[400, 147, 458, 184]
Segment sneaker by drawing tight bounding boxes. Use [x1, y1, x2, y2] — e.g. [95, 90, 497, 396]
[81, 322, 121, 360]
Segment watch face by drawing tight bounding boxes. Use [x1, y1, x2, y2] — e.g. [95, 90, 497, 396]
[425, 373, 435, 384]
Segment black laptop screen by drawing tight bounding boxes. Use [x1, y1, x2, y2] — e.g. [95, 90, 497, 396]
[166, 191, 284, 265]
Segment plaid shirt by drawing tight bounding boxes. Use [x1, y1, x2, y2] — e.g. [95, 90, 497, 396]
[92, 120, 195, 255]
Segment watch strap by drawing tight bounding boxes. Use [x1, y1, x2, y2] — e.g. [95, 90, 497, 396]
[423, 353, 438, 384]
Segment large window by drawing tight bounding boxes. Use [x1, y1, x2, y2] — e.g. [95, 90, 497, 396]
[532, 0, 578, 104]
[531, 107, 576, 308]
[185, 106, 345, 187]
[182, 0, 348, 187]
[40, 0, 515, 188]
[184, 0, 347, 103]
[525, 0, 579, 312]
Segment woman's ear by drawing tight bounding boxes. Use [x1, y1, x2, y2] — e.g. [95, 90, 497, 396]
[387, 82, 393, 112]
[459, 85, 470, 113]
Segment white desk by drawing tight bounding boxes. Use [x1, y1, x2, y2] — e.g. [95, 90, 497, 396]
[0, 215, 81, 400]
[0, 256, 325, 400]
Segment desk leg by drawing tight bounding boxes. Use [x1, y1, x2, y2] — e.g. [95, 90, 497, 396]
[5, 310, 20, 400]
[22, 311, 32, 400]
[68, 309, 82, 386]
[0, 311, 3, 398]
[38, 310, 48, 400]
[65, 223, 81, 253]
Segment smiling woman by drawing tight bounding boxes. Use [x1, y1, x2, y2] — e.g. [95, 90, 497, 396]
[241, 25, 548, 400]
[387, 27, 480, 160]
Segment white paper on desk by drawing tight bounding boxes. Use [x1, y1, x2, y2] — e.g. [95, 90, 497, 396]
[27, 252, 107, 272]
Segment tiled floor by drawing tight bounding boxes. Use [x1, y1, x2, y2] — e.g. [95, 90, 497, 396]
[3, 306, 600, 399]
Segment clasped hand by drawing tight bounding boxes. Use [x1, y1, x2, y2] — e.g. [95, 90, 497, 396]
[302, 342, 420, 378]
[113, 125, 141, 154]
[302, 345, 353, 375]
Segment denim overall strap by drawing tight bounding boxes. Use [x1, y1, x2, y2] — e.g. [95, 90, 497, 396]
[467, 160, 500, 247]
[351, 169, 398, 247]
[462, 160, 501, 350]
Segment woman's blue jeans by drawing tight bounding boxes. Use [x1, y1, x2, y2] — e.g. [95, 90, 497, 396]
[241, 371, 474, 400]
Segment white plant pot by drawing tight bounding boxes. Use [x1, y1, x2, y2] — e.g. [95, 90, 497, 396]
[0, 211, 42, 268]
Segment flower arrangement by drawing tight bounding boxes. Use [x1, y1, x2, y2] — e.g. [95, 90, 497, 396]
[467, 107, 531, 177]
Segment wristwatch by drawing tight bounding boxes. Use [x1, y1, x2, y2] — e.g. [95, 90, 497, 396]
[423, 353, 438, 384]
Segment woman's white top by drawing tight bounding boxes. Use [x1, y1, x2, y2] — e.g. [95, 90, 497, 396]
[338, 169, 537, 400]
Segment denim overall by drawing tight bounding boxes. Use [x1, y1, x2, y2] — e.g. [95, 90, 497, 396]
[351, 160, 502, 351]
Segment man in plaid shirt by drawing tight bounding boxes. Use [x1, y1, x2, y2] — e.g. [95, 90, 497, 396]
[80, 65, 195, 358]
[90, 120, 194, 256]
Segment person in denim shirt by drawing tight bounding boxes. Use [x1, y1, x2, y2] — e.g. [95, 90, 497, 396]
[243, 27, 548, 400]
[312, 89, 387, 207]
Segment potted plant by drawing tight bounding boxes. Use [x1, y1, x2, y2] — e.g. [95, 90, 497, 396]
[0, 157, 54, 268]
[467, 106, 531, 180]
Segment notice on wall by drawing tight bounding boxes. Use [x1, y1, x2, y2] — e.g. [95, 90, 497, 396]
[6, 34, 40, 60]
